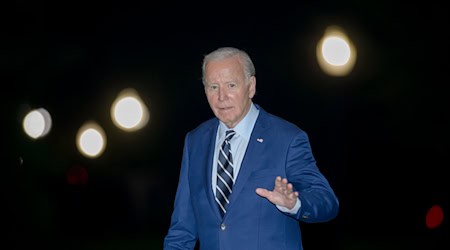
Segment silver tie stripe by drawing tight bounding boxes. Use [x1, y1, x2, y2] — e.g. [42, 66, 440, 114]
[215, 130, 236, 216]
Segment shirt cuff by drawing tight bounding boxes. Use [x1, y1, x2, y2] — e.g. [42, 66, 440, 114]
[276, 198, 301, 214]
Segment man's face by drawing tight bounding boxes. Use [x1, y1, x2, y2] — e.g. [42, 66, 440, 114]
[204, 56, 256, 128]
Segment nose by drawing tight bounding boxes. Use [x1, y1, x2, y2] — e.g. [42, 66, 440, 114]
[218, 86, 227, 101]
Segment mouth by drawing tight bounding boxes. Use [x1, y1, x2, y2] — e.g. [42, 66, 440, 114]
[218, 107, 233, 111]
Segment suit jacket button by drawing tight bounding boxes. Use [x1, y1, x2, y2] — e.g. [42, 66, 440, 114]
[220, 223, 226, 230]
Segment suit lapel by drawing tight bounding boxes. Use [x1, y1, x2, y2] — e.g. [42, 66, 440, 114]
[203, 120, 223, 219]
[226, 110, 270, 216]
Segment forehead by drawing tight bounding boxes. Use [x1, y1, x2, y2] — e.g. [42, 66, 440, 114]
[205, 56, 245, 81]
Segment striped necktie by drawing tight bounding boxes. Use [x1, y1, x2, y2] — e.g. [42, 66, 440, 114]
[215, 130, 236, 216]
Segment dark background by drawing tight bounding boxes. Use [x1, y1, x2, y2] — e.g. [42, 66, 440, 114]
[4, 1, 449, 249]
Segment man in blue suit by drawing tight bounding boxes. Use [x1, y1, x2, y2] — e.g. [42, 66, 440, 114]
[164, 47, 339, 250]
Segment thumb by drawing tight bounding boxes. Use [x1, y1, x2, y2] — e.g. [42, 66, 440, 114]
[255, 188, 271, 198]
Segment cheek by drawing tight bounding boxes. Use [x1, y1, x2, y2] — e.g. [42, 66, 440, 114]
[234, 94, 247, 105]
[206, 94, 214, 102]
[207, 96, 218, 108]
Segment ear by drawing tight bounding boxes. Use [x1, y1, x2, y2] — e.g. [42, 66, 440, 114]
[248, 76, 256, 98]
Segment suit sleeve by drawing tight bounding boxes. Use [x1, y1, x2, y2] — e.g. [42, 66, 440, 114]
[163, 134, 198, 250]
[286, 130, 339, 223]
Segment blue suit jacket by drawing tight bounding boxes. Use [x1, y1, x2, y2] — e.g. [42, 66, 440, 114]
[164, 106, 339, 250]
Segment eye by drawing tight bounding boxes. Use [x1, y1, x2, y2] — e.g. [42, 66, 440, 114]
[228, 83, 237, 88]
[207, 84, 218, 91]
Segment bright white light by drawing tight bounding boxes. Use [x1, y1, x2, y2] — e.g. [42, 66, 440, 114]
[76, 122, 107, 158]
[22, 108, 52, 139]
[316, 25, 357, 77]
[114, 97, 143, 128]
[322, 36, 351, 66]
[111, 88, 149, 132]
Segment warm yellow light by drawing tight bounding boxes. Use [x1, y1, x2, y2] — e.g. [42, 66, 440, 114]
[76, 121, 107, 158]
[111, 88, 149, 132]
[316, 25, 357, 77]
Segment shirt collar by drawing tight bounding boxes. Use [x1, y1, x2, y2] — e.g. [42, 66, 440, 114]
[218, 102, 259, 141]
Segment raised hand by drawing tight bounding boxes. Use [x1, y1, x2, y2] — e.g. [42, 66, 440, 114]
[255, 176, 299, 209]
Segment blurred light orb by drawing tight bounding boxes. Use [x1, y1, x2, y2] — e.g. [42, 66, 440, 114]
[111, 88, 149, 132]
[67, 165, 89, 185]
[76, 122, 107, 158]
[22, 108, 52, 139]
[316, 25, 357, 77]
[114, 97, 142, 128]
[322, 36, 351, 66]
[426, 204, 444, 229]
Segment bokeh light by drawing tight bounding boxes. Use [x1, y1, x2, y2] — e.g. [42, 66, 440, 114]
[67, 165, 89, 185]
[426, 204, 444, 229]
[322, 36, 351, 66]
[76, 121, 107, 158]
[316, 25, 357, 77]
[111, 88, 149, 132]
[22, 108, 52, 139]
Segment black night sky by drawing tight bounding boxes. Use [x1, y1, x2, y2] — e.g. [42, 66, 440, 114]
[4, 1, 449, 249]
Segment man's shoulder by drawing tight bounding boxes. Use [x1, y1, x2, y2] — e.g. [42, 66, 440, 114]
[188, 117, 218, 135]
[261, 108, 304, 133]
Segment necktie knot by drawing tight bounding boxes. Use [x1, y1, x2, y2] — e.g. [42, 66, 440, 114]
[225, 130, 236, 143]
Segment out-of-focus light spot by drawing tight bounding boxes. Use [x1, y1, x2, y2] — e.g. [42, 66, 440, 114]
[426, 205, 444, 229]
[316, 25, 357, 77]
[322, 36, 351, 66]
[114, 97, 142, 128]
[76, 121, 107, 158]
[22, 108, 52, 139]
[67, 165, 89, 185]
[111, 88, 149, 132]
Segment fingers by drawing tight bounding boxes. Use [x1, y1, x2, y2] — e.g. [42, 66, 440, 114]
[275, 176, 293, 194]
